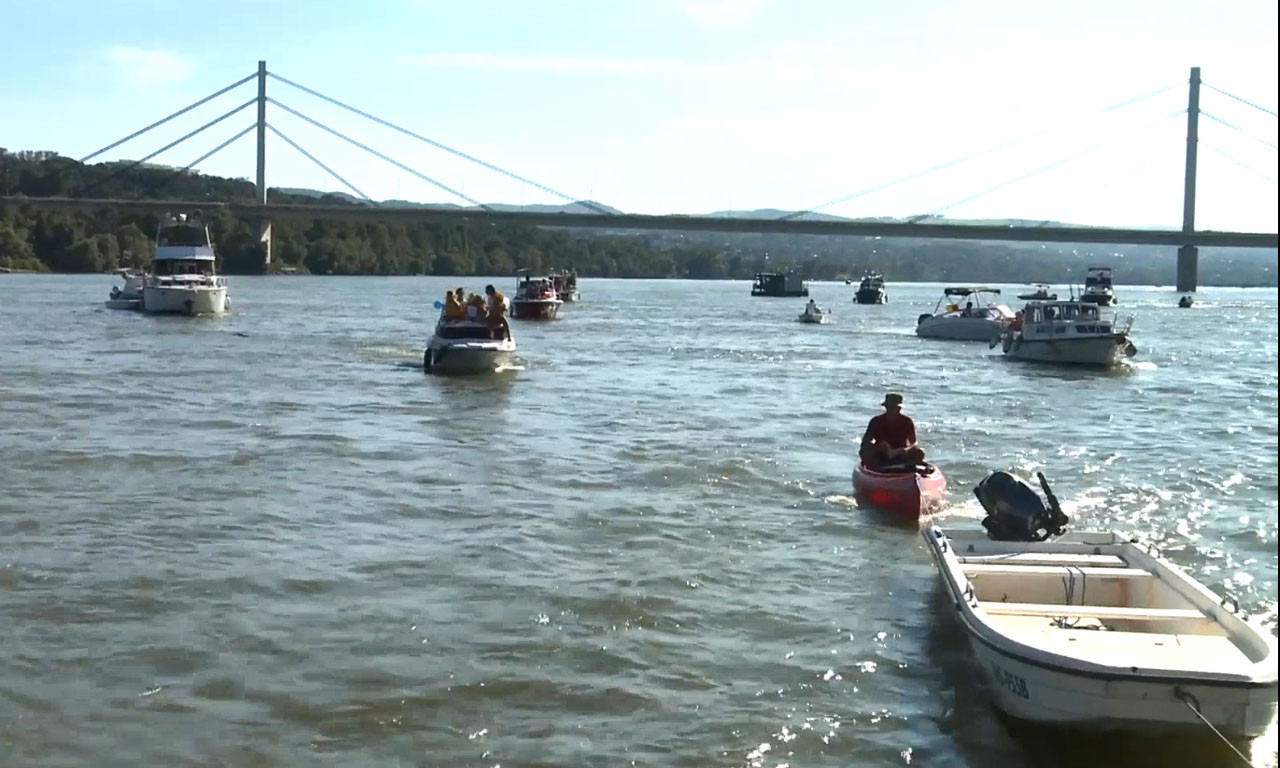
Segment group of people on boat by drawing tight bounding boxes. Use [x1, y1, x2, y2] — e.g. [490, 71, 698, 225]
[441, 285, 511, 340]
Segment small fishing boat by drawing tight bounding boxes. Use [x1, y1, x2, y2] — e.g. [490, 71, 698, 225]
[917, 287, 1015, 341]
[1080, 266, 1117, 306]
[509, 272, 563, 320]
[854, 271, 887, 304]
[1178, 295, 1195, 308]
[104, 268, 146, 310]
[997, 300, 1137, 367]
[424, 317, 516, 374]
[852, 463, 947, 520]
[798, 300, 832, 324]
[1018, 283, 1057, 301]
[923, 471, 1278, 738]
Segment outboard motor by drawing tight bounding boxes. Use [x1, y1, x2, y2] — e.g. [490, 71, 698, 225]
[974, 470, 1069, 542]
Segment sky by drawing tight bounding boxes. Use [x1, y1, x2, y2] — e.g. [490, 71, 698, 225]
[2, 0, 1277, 231]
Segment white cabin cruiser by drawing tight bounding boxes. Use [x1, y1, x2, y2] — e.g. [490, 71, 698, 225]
[1080, 266, 1117, 306]
[105, 268, 146, 310]
[798, 300, 832, 324]
[424, 316, 516, 375]
[916, 286, 1014, 341]
[141, 216, 228, 315]
[923, 471, 1278, 738]
[998, 300, 1137, 367]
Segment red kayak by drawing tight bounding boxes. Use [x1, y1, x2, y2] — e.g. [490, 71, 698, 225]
[852, 463, 948, 521]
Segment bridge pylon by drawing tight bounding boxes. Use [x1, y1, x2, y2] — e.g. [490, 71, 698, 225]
[1177, 66, 1201, 292]
[256, 59, 272, 268]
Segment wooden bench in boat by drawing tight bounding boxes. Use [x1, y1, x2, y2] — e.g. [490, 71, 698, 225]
[958, 552, 1129, 568]
[962, 564, 1153, 580]
[979, 602, 1204, 621]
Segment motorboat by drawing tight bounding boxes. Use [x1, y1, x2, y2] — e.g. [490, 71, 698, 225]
[916, 287, 1014, 341]
[852, 462, 947, 521]
[854, 271, 888, 304]
[550, 269, 580, 302]
[509, 272, 563, 320]
[798, 303, 832, 324]
[140, 215, 229, 315]
[424, 315, 516, 374]
[751, 271, 809, 297]
[997, 300, 1137, 367]
[1018, 283, 1057, 301]
[105, 268, 146, 310]
[1080, 266, 1117, 306]
[922, 470, 1278, 737]
[1178, 295, 1195, 308]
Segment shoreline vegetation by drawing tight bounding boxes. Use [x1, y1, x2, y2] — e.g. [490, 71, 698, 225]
[2, 149, 1275, 286]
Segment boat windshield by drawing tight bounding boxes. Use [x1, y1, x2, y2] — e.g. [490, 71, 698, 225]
[154, 259, 214, 277]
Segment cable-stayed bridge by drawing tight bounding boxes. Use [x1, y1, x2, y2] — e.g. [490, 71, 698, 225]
[2, 62, 1276, 291]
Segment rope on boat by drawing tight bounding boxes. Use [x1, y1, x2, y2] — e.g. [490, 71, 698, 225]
[1173, 687, 1253, 767]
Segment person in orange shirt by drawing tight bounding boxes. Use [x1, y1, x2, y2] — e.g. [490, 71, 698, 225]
[860, 393, 926, 469]
[484, 284, 511, 340]
[442, 290, 466, 320]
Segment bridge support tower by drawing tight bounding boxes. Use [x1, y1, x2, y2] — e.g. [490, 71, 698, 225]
[256, 59, 272, 268]
[1177, 66, 1200, 293]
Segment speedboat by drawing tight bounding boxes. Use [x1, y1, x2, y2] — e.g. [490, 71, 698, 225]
[854, 271, 887, 304]
[852, 462, 947, 521]
[510, 272, 563, 320]
[424, 316, 516, 374]
[1017, 283, 1057, 301]
[916, 287, 1014, 341]
[1080, 266, 1117, 306]
[105, 268, 146, 310]
[923, 471, 1278, 738]
[798, 304, 832, 324]
[141, 215, 229, 315]
[997, 300, 1137, 367]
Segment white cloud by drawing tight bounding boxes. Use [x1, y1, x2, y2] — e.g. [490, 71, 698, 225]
[106, 46, 196, 87]
[671, 0, 773, 29]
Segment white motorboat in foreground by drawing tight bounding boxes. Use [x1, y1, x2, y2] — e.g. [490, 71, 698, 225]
[998, 300, 1137, 367]
[141, 215, 228, 316]
[922, 472, 1277, 738]
[424, 318, 516, 375]
[917, 286, 1014, 341]
[105, 268, 146, 310]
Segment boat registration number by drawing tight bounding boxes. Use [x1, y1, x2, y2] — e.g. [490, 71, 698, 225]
[991, 662, 1030, 700]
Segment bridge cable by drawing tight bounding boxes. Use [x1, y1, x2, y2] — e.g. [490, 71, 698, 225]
[1201, 111, 1278, 150]
[139, 122, 259, 199]
[907, 109, 1187, 223]
[777, 82, 1184, 221]
[267, 71, 616, 215]
[1202, 81, 1278, 118]
[1034, 142, 1170, 227]
[267, 98, 489, 210]
[266, 123, 376, 204]
[80, 72, 256, 163]
[78, 98, 258, 197]
[1203, 142, 1278, 185]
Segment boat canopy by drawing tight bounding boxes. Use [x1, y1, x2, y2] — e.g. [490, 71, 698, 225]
[944, 286, 1000, 296]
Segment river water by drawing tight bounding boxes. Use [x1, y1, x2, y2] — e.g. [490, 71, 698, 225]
[1, 275, 1276, 768]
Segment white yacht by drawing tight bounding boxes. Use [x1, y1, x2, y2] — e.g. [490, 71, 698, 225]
[997, 300, 1137, 367]
[105, 268, 146, 310]
[916, 287, 1014, 341]
[424, 316, 516, 375]
[141, 215, 229, 316]
[1080, 266, 1117, 306]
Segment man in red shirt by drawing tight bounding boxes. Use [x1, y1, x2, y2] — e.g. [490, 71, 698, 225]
[860, 393, 926, 469]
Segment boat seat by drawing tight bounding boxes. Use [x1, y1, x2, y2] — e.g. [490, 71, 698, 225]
[958, 553, 1129, 568]
[980, 602, 1203, 621]
[962, 564, 1152, 580]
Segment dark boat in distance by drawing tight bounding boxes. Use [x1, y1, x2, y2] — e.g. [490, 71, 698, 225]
[510, 272, 563, 320]
[751, 271, 809, 297]
[854, 271, 887, 304]
[1017, 283, 1058, 301]
[1081, 266, 1117, 306]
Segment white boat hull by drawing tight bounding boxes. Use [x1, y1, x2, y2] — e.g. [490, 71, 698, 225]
[142, 286, 228, 315]
[917, 315, 1005, 341]
[1004, 335, 1134, 367]
[425, 339, 516, 375]
[798, 312, 831, 324]
[105, 298, 141, 310]
[923, 527, 1278, 738]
